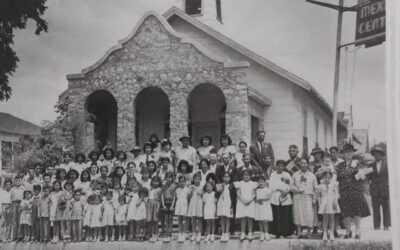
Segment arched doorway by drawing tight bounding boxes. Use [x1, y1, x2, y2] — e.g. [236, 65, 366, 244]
[135, 87, 170, 146]
[85, 90, 118, 151]
[188, 83, 226, 148]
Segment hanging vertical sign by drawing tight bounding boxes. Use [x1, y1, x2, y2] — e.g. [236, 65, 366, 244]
[355, 0, 385, 47]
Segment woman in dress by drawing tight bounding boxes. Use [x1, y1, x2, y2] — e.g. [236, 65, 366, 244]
[197, 135, 215, 160]
[336, 143, 370, 239]
[234, 141, 248, 168]
[217, 134, 236, 160]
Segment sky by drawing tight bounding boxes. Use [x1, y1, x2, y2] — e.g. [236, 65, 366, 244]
[0, 0, 386, 143]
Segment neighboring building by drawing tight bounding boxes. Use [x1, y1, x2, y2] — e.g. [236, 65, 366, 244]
[60, 1, 348, 159]
[0, 112, 40, 171]
[353, 129, 370, 153]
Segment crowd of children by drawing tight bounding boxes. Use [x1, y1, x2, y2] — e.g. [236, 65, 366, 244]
[0, 136, 360, 244]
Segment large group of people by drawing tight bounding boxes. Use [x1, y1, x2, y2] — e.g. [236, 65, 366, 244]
[0, 131, 390, 244]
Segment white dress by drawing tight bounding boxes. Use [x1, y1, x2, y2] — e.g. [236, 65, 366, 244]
[83, 204, 92, 227]
[197, 146, 214, 159]
[90, 204, 103, 228]
[203, 192, 217, 220]
[217, 184, 233, 218]
[234, 181, 258, 218]
[187, 185, 203, 217]
[102, 200, 115, 226]
[254, 187, 273, 221]
[318, 181, 340, 214]
[174, 187, 190, 216]
[127, 192, 139, 221]
[115, 204, 128, 225]
[134, 199, 147, 221]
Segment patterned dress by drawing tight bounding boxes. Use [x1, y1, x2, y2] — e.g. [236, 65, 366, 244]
[336, 159, 370, 218]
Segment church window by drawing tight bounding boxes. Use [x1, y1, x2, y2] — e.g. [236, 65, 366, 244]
[185, 0, 202, 15]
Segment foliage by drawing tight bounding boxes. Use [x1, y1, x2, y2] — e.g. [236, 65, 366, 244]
[13, 96, 80, 171]
[0, 0, 48, 101]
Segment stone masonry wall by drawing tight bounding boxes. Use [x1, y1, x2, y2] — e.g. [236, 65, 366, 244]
[63, 15, 249, 152]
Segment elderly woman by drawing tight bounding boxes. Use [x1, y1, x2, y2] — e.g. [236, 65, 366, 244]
[336, 143, 370, 239]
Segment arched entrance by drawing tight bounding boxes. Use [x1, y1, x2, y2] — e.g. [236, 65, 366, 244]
[135, 87, 170, 146]
[85, 90, 118, 151]
[188, 83, 226, 148]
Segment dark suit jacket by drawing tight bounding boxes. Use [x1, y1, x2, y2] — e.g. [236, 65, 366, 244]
[249, 141, 274, 172]
[369, 158, 389, 198]
[215, 164, 239, 184]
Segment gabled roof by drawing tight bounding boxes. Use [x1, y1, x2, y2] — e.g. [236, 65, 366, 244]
[163, 6, 335, 117]
[0, 112, 40, 136]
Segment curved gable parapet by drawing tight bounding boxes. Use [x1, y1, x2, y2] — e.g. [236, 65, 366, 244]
[66, 11, 248, 80]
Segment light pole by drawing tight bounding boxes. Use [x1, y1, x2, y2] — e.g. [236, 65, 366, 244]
[305, 0, 356, 146]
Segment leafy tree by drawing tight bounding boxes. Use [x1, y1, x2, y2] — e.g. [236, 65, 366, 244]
[0, 0, 48, 101]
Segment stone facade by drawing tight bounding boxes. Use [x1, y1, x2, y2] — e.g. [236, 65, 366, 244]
[62, 14, 249, 152]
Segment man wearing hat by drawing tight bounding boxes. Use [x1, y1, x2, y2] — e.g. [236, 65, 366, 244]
[175, 134, 198, 172]
[368, 146, 390, 230]
[127, 145, 142, 166]
[309, 147, 324, 175]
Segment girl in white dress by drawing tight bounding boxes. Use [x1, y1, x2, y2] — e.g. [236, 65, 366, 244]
[318, 171, 340, 241]
[173, 175, 190, 242]
[115, 195, 128, 241]
[255, 176, 273, 241]
[82, 195, 94, 241]
[49, 181, 63, 243]
[234, 169, 258, 241]
[203, 181, 217, 242]
[135, 187, 148, 241]
[90, 195, 103, 242]
[127, 181, 140, 240]
[102, 191, 115, 241]
[187, 173, 203, 242]
[217, 172, 236, 242]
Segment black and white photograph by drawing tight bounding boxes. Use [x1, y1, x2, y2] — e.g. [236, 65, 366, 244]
[0, 0, 399, 249]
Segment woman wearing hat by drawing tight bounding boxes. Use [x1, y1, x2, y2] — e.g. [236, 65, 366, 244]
[336, 143, 370, 239]
[309, 147, 325, 178]
[197, 135, 215, 160]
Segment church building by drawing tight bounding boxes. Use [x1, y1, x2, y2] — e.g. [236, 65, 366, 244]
[61, 0, 347, 160]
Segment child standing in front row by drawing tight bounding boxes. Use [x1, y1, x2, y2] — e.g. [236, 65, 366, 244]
[318, 171, 340, 241]
[19, 190, 33, 242]
[115, 195, 128, 241]
[187, 173, 203, 242]
[50, 181, 63, 243]
[102, 190, 115, 241]
[203, 181, 217, 242]
[83, 195, 94, 241]
[234, 170, 258, 241]
[135, 187, 148, 241]
[254, 176, 273, 241]
[127, 181, 140, 240]
[90, 195, 103, 242]
[70, 190, 84, 242]
[160, 172, 175, 242]
[173, 175, 190, 243]
[217, 172, 237, 242]
[147, 177, 162, 242]
[11, 175, 24, 241]
[31, 185, 41, 242]
[38, 185, 51, 242]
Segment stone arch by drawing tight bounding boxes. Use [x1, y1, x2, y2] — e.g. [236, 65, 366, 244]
[134, 86, 170, 147]
[85, 90, 118, 151]
[188, 83, 226, 148]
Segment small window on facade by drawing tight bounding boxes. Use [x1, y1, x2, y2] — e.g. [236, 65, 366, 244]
[216, 0, 222, 22]
[185, 0, 202, 15]
[1, 141, 13, 170]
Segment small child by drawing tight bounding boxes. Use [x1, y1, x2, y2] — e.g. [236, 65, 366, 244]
[102, 190, 115, 241]
[254, 176, 273, 241]
[172, 175, 190, 242]
[10, 175, 24, 241]
[203, 181, 217, 242]
[147, 176, 162, 242]
[31, 185, 41, 242]
[135, 187, 148, 241]
[60, 181, 74, 242]
[1, 179, 13, 242]
[38, 185, 51, 242]
[115, 195, 128, 241]
[19, 190, 33, 242]
[70, 190, 84, 242]
[83, 195, 94, 241]
[217, 172, 237, 242]
[112, 181, 124, 204]
[49, 181, 63, 243]
[90, 195, 103, 242]
[160, 171, 175, 242]
[318, 171, 340, 241]
[127, 181, 140, 240]
[140, 168, 151, 190]
[187, 172, 203, 242]
[234, 169, 258, 241]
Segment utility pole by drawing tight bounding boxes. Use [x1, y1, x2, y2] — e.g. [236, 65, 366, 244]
[305, 0, 356, 146]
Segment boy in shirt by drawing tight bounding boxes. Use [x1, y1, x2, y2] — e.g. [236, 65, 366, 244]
[10, 176, 24, 241]
[0, 179, 13, 241]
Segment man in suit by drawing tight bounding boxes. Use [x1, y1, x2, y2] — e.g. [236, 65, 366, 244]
[250, 131, 274, 176]
[215, 153, 239, 183]
[369, 146, 391, 230]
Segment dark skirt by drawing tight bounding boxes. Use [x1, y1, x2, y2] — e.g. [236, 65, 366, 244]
[339, 191, 370, 218]
[270, 204, 295, 237]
